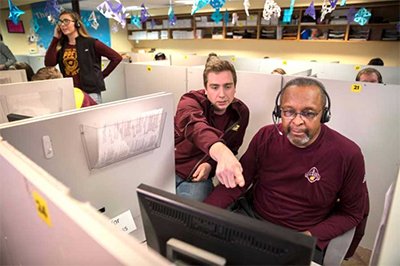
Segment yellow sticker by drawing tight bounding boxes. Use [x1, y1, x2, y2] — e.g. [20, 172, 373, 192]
[354, 65, 361, 71]
[282, 60, 287, 65]
[184, 55, 188, 60]
[32, 191, 52, 226]
[351, 83, 362, 93]
[146, 66, 152, 72]
[231, 57, 236, 62]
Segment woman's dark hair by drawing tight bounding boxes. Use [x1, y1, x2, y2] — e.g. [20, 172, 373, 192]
[367, 58, 384, 66]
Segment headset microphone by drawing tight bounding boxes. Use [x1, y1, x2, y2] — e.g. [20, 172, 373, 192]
[272, 113, 283, 136]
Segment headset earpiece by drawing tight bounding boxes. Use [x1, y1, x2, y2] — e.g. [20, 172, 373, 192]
[75, 21, 81, 28]
[320, 107, 331, 123]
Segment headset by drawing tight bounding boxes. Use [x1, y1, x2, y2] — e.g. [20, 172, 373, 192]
[75, 20, 81, 28]
[272, 84, 331, 124]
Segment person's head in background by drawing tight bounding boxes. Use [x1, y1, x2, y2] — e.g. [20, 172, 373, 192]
[203, 55, 237, 115]
[367, 57, 384, 66]
[56, 10, 90, 47]
[206, 52, 218, 64]
[32, 66, 63, 81]
[154, 52, 166, 61]
[13, 62, 35, 81]
[271, 68, 286, 75]
[356, 67, 383, 83]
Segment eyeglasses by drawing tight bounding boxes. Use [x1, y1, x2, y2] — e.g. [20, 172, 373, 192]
[57, 19, 74, 26]
[280, 108, 321, 120]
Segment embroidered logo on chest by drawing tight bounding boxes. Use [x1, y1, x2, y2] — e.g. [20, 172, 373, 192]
[305, 167, 321, 183]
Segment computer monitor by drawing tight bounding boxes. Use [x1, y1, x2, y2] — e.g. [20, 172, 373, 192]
[137, 184, 316, 265]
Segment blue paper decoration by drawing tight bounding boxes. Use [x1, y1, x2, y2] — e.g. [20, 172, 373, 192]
[210, 0, 225, 9]
[304, 1, 316, 20]
[346, 7, 356, 23]
[140, 3, 150, 23]
[44, 0, 62, 21]
[82, 16, 91, 28]
[224, 9, 229, 24]
[168, 5, 176, 26]
[329, 0, 338, 8]
[30, 18, 40, 33]
[191, 0, 209, 15]
[354, 7, 371, 26]
[130, 15, 141, 28]
[282, 9, 293, 23]
[211, 9, 223, 23]
[340, 0, 346, 6]
[8, 0, 25, 25]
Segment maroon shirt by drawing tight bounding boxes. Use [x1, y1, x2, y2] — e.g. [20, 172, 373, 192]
[205, 124, 367, 249]
[175, 89, 249, 180]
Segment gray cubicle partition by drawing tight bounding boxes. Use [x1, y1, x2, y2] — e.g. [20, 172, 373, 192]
[125, 63, 187, 111]
[170, 54, 209, 66]
[0, 139, 171, 265]
[0, 92, 176, 243]
[0, 69, 27, 83]
[282, 76, 400, 250]
[102, 61, 127, 103]
[187, 66, 282, 157]
[0, 78, 75, 124]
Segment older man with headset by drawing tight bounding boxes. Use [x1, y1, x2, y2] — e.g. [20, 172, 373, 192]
[205, 77, 369, 264]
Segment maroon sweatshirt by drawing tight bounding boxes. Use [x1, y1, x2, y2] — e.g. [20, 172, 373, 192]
[175, 89, 249, 180]
[205, 124, 368, 250]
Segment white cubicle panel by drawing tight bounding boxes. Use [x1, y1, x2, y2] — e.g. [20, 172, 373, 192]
[0, 93, 175, 243]
[0, 139, 172, 265]
[0, 69, 27, 83]
[187, 66, 282, 157]
[129, 52, 158, 62]
[102, 61, 127, 103]
[259, 59, 315, 75]
[226, 57, 263, 72]
[0, 78, 75, 124]
[282, 76, 400, 250]
[170, 54, 209, 66]
[371, 167, 400, 265]
[125, 63, 187, 111]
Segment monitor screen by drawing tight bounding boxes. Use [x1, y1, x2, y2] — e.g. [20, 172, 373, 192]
[137, 184, 316, 265]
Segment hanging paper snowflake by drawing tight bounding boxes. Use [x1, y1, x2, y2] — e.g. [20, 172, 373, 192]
[8, 0, 25, 25]
[304, 1, 316, 20]
[88, 11, 99, 30]
[168, 5, 176, 26]
[191, 0, 209, 15]
[140, 3, 150, 24]
[263, 0, 281, 21]
[340, 0, 346, 6]
[320, 0, 337, 22]
[243, 0, 250, 16]
[329, 0, 338, 8]
[210, 0, 225, 9]
[354, 7, 371, 26]
[282, 9, 292, 23]
[211, 9, 223, 23]
[130, 14, 142, 28]
[346, 7, 356, 23]
[97, 0, 127, 28]
[44, 0, 62, 22]
[223, 9, 230, 24]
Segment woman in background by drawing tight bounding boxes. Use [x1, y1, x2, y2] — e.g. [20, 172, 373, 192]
[45, 10, 122, 104]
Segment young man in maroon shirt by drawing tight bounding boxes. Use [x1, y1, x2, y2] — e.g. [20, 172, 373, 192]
[204, 77, 369, 264]
[175, 54, 249, 201]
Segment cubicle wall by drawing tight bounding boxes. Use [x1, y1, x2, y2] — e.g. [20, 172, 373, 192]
[0, 69, 28, 83]
[282, 76, 400, 249]
[0, 78, 75, 124]
[125, 63, 187, 111]
[187, 66, 282, 157]
[102, 61, 127, 103]
[0, 93, 176, 243]
[0, 139, 172, 265]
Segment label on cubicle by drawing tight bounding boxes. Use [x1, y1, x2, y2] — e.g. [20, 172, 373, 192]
[110, 210, 137, 234]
